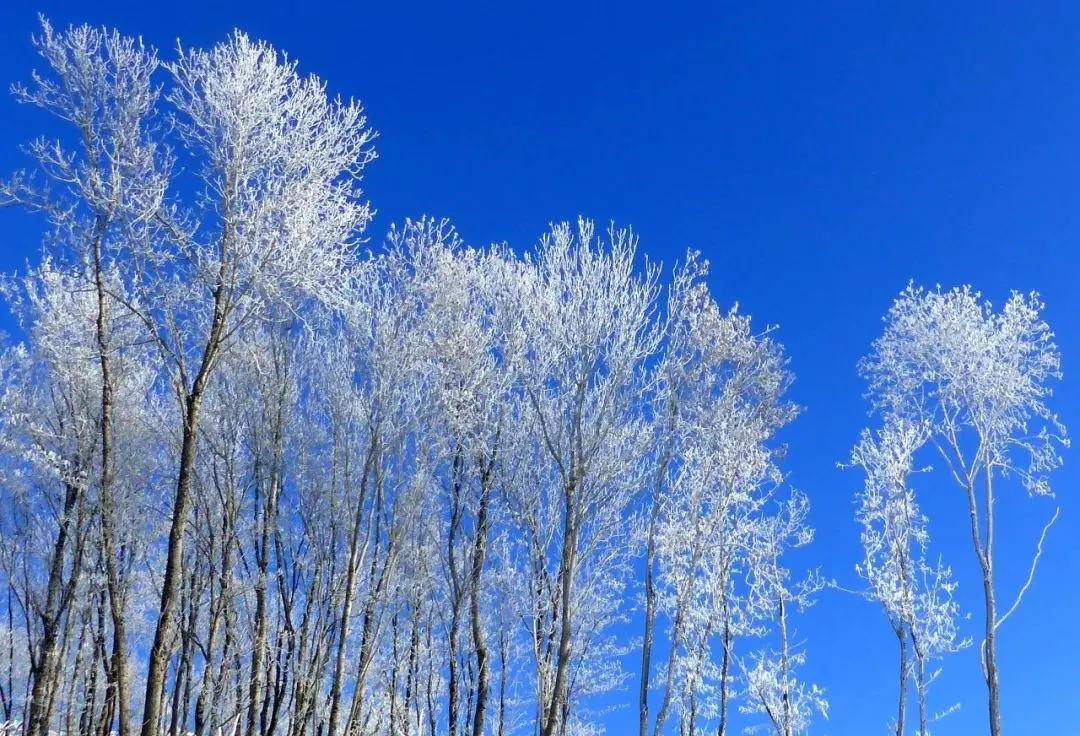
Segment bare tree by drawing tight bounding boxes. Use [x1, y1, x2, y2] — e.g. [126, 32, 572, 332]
[740, 493, 827, 736]
[860, 284, 1067, 736]
[849, 418, 966, 735]
[131, 32, 374, 736]
[1, 21, 166, 736]
[512, 219, 661, 736]
[646, 254, 796, 736]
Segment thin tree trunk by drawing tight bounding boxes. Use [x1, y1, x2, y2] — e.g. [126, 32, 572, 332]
[652, 600, 687, 736]
[449, 600, 461, 736]
[26, 480, 84, 736]
[639, 496, 660, 736]
[981, 569, 1000, 736]
[345, 540, 394, 731]
[403, 609, 420, 736]
[142, 222, 233, 736]
[327, 439, 375, 736]
[964, 463, 1000, 736]
[641, 406, 673, 736]
[247, 415, 282, 736]
[92, 226, 132, 736]
[895, 623, 907, 736]
[541, 485, 577, 736]
[717, 616, 732, 736]
[426, 625, 438, 736]
[914, 646, 927, 736]
[196, 502, 234, 736]
[80, 595, 103, 736]
[67, 615, 88, 736]
[498, 625, 508, 736]
[169, 570, 198, 736]
[448, 449, 465, 736]
[982, 462, 1001, 736]
[779, 597, 791, 736]
[470, 477, 493, 736]
[387, 612, 399, 736]
[2, 585, 12, 723]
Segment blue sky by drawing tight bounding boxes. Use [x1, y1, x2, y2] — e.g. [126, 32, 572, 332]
[1, 2, 1078, 733]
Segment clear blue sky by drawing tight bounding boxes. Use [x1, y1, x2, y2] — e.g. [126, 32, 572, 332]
[1, 2, 1078, 733]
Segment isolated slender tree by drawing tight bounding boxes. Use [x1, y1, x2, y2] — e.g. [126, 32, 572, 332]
[861, 284, 1067, 736]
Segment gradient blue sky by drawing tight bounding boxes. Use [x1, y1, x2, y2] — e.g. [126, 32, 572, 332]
[1, 2, 1078, 733]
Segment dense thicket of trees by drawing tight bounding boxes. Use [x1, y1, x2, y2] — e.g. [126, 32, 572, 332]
[0, 19, 1067, 736]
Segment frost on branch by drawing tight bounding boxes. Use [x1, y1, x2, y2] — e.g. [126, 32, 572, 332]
[849, 416, 967, 735]
[740, 493, 827, 736]
[859, 283, 1067, 736]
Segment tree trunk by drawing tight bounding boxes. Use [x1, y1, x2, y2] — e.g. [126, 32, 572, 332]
[195, 505, 234, 736]
[169, 571, 197, 736]
[779, 597, 791, 736]
[93, 229, 132, 736]
[470, 478, 493, 736]
[498, 625, 508, 736]
[718, 617, 732, 736]
[639, 497, 660, 736]
[448, 449, 465, 736]
[449, 602, 461, 736]
[895, 623, 907, 736]
[247, 418, 282, 736]
[981, 570, 1000, 736]
[327, 466, 369, 736]
[641, 409, 673, 736]
[140, 391, 204, 736]
[541, 485, 577, 736]
[965, 465, 1000, 736]
[80, 595, 104, 736]
[983, 463, 1001, 736]
[2, 586, 12, 723]
[26, 480, 84, 736]
[915, 648, 927, 736]
[652, 600, 686, 736]
[403, 610, 420, 736]
[328, 434, 377, 736]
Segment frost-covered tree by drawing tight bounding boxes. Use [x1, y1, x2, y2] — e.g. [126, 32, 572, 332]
[643, 254, 797, 736]
[860, 284, 1067, 736]
[0, 258, 161, 736]
[2, 18, 377, 736]
[739, 493, 827, 736]
[849, 418, 966, 735]
[514, 218, 661, 736]
[1, 21, 166, 736]
[401, 218, 521, 736]
[0, 266, 100, 736]
[4, 14, 1072, 736]
[141, 34, 376, 736]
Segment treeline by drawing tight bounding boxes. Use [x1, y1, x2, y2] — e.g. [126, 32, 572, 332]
[0, 18, 1066, 736]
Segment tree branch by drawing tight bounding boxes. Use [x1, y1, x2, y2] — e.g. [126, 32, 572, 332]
[994, 506, 1059, 633]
